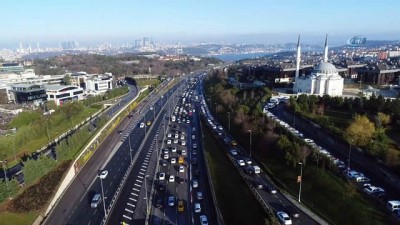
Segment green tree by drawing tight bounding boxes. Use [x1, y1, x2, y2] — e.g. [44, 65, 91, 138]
[376, 112, 391, 128]
[63, 74, 71, 85]
[10, 111, 41, 129]
[345, 115, 375, 147]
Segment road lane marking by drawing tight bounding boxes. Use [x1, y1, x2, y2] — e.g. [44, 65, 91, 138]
[127, 202, 135, 207]
[134, 183, 141, 187]
[139, 172, 144, 175]
[129, 197, 135, 201]
[125, 208, 133, 213]
[138, 175, 143, 179]
[136, 179, 143, 183]
[131, 192, 138, 196]
[123, 215, 132, 220]
[133, 188, 140, 191]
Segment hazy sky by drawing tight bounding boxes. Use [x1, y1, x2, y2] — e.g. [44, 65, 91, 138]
[1, 0, 399, 47]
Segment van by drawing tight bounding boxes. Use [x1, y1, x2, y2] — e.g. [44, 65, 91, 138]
[387, 200, 400, 212]
[253, 166, 261, 174]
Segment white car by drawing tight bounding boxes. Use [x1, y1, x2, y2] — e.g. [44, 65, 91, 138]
[181, 149, 187, 155]
[237, 159, 245, 166]
[303, 138, 314, 143]
[175, 133, 179, 139]
[180, 134, 185, 140]
[167, 139, 172, 145]
[192, 135, 196, 140]
[194, 203, 201, 213]
[171, 158, 176, 164]
[230, 149, 238, 156]
[179, 166, 185, 173]
[193, 143, 197, 149]
[99, 170, 108, 179]
[277, 211, 292, 225]
[163, 154, 169, 160]
[167, 133, 172, 138]
[140, 122, 145, 128]
[174, 139, 179, 144]
[171, 147, 177, 153]
[168, 196, 175, 206]
[192, 180, 198, 188]
[159, 173, 166, 181]
[181, 140, 186, 146]
[196, 192, 203, 200]
[199, 215, 208, 225]
[169, 175, 175, 183]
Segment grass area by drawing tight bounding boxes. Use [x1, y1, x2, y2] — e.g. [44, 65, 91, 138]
[202, 121, 269, 225]
[0, 211, 37, 225]
[255, 150, 395, 225]
[16, 107, 99, 158]
[135, 78, 161, 87]
[324, 109, 353, 129]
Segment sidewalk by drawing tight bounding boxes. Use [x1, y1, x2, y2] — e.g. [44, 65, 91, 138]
[283, 193, 329, 225]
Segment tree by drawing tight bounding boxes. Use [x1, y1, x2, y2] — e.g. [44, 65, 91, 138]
[344, 115, 375, 147]
[376, 112, 391, 128]
[63, 74, 71, 85]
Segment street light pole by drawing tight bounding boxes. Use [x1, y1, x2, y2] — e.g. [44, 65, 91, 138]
[227, 112, 231, 131]
[248, 129, 252, 157]
[298, 162, 303, 203]
[128, 134, 133, 164]
[348, 140, 352, 170]
[99, 173, 107, 218]
[144, 174, 150, 215]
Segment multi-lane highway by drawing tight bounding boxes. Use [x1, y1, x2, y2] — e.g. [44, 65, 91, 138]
[199, 80, 321, 225]
[43, 79, 183, 225]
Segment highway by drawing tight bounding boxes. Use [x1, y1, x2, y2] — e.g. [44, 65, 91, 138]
[199, 82, 320, 225]
[43, 79, 181, 225]
[149, 74, 216, 225]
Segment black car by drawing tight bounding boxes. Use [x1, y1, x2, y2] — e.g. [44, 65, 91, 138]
[160, 160, 168, 167]
[155, 198, 163, 208]
[158, 181, 166, 191]
[194, 169, 200, 177]
[192, 157, 198, 165]
[264, 183, 277, 194]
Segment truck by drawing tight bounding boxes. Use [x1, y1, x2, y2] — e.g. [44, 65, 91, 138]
[253, 166, 261, 174]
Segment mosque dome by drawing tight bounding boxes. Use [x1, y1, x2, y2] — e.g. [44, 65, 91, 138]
[313, 62, 337, 73]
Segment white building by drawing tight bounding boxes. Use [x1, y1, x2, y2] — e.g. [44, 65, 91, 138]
[45, 84, 84, 105]
[293, 35, 344, 96]
[71, 72, 113, 94]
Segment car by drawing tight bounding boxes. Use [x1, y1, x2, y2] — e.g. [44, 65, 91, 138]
[146, 121, 152, 126]
[177, 177, 185, 184]
[237, 159, 245, 166]
[192, 150, 197, 155]
[179, 166, 185, 173]
[167, 133, 172, 138]
[196, 192, 203, 200]
[231, 140, 237, 146]
[140, 122, 145, 128]
[99, 170, 108, 179]
[155, 197, 163, 208]
[193, 143, 197, 149]
[178, 200, 184, 212]
[169, 175, 175, 183]
[192, 135, 196, 140]
[168, 196, 175, 206]
[167, 139, 172, 144]
[181, 140, 186, 146]
[277, 211, 292, 225]
[174, 139, 179, 144]
[192, 180, 199, 188]
[180, 134, 185, 140]
[158, 181, 166, 191]
[192, 157, 198, 165]
[181, 149, 187, 156]
[364, 186, 385, 195]
[159, 173, 166, 181]
[230, 149, 238, 156]
[160, 160, 168, 166]
[355, 176, 370, 183]
[186, 119, 190, 124]
[117, 130, 123, 134]
[194, 203, 201, 213]
[178, 156, 185, 164]
[163, 149, 169, 154]
[90, 193, 102, 208]
[194, 169, 200, 177]
[171, 147, 177, 153]
[303, 138, 314, 143]
[171, 158, 176, 164]
[199, 215, 208, 225]
[163, 153, 169, 160]
[175, 133, 179, 139]
[265, 183, 277, 194]
[245, 158, 252, 165]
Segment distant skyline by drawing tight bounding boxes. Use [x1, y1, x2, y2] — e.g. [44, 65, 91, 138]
[1, 0, 400, 48]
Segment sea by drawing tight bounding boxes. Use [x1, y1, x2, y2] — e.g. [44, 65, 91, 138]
[212, 52, 271, 62]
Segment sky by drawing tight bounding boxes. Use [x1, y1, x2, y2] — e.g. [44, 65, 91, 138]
[1, 0, 399, 48]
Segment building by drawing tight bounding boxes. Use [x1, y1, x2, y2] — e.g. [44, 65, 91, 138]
[0, 63, 24, 73]
[45, 84, 84, 105]
[293, 35, 344, 96]
[9, 84, 47, 105]
[85, 74, 113, 93]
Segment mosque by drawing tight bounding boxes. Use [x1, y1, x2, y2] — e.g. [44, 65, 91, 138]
[293, 35, 344, 96]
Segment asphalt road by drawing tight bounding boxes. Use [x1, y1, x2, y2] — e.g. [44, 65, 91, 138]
[149, 74, 216, 225]
[199, 84, 319, 225]
[270, 103, 400, 213]
[43, 80, 180, 225]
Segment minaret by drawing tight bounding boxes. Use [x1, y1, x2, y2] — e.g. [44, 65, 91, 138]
[323, 34, 328, 62]
[295, 34, 301, 79]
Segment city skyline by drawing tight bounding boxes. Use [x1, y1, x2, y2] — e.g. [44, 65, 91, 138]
[1, 0, 400, 48]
